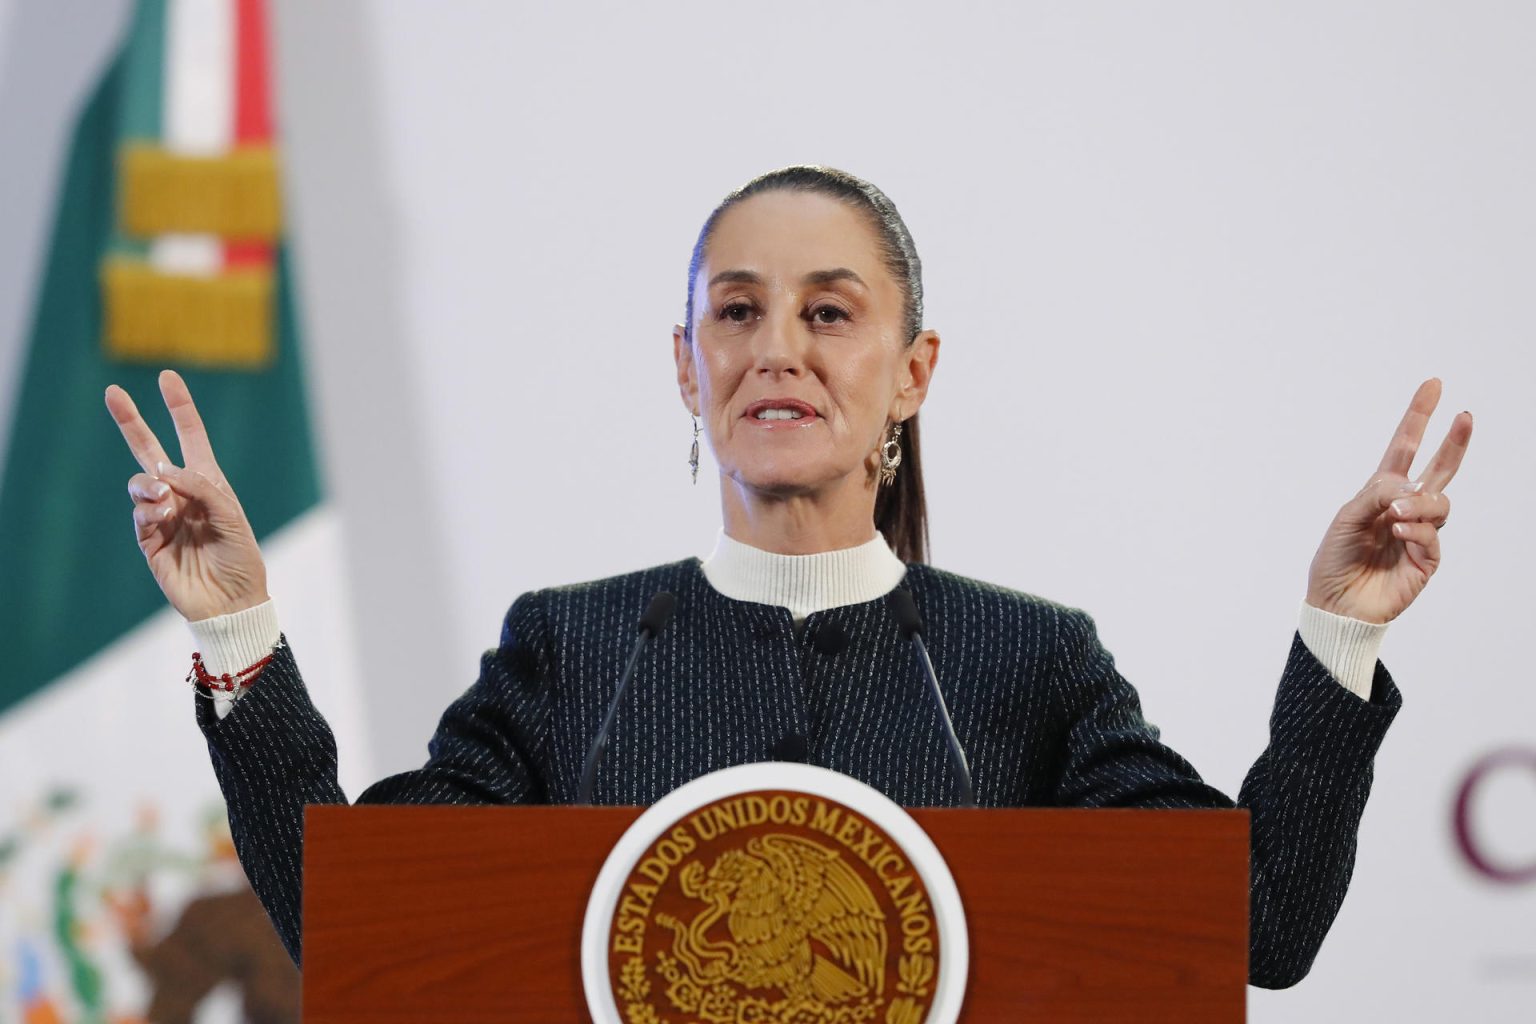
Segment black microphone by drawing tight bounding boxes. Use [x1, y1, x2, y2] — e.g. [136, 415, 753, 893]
[577, 591, 677, 804]
[769, 733, 810, 763]
[812, 622, 849, 655]
[886, 589, 976, 807]
[637, 592, 676, 637]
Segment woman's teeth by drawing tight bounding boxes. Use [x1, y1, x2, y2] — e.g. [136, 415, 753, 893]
[755, 409, 805, 420]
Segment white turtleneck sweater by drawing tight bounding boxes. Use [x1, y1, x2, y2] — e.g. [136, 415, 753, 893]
[191, 530, 1387, 718]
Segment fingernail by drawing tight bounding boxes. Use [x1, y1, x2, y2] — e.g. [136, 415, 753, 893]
[160, 506, 174, 520]
[156, 461, 170, 476]
[1398, 480, 1425, 494]
[1391, 499, 1411, 517]
[153, 482, 170, 499]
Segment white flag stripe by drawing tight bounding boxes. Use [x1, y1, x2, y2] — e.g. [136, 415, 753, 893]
[149, 233, 224, 276]
[162, 0, 232, 155]
[150, 0, 234, 277]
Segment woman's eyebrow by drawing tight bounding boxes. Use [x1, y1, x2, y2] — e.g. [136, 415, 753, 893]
[706, 268, 867, 290]
[707, 269, 763, 288]
[802, 268, 866, 289]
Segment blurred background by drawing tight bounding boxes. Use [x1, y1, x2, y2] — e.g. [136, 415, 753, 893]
[0, 1, 1530, 1020]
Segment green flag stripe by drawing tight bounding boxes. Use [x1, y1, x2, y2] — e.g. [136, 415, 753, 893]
[120, 0, 165, 142]
[115, 0, 163, 262]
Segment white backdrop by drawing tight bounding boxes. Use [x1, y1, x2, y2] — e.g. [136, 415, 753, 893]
[2, 2, 1531, 1020]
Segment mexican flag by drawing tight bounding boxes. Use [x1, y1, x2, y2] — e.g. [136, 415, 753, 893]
[0, 1, 369, 1019]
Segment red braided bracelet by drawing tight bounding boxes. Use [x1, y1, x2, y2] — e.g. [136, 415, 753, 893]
[187, 651, 273, 695]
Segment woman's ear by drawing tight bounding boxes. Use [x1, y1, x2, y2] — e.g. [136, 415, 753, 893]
[891, 329, 940, 421]
[673, 323, 699, 415]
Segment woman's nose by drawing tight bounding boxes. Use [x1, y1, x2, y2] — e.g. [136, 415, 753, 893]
[752, 308, 806, 376]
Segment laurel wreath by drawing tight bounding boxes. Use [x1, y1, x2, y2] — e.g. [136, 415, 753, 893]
[895, 953, 934, 997]
[617, 948, 933, 1023]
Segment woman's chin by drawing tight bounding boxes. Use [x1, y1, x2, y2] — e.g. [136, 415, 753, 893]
[726, 461, 859, 498]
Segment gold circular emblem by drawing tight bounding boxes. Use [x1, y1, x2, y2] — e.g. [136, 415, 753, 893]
[605, 788, 942, 1024]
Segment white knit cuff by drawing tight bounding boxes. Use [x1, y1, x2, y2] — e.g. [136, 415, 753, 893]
[1297, 600, 1388, 701]
[187, 599, 281, 720]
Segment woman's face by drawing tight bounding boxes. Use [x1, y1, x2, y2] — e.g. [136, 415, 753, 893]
[674, 190, 938, 499]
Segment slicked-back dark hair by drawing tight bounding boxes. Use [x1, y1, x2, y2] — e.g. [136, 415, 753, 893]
[682, 165, 930, 564]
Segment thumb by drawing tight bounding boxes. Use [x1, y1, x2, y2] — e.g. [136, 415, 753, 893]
[1341, 475, 1424, 526]
[156, 461, 242, 521]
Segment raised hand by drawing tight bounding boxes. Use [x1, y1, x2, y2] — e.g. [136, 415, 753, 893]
[105, 369, 269, 622]
[1305, 378, 1472, 625]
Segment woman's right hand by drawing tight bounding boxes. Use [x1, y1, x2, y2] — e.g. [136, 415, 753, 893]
[105, 369, 270, 622]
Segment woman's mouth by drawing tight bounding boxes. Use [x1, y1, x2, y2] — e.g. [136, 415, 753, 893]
[743, 398, 819, 426]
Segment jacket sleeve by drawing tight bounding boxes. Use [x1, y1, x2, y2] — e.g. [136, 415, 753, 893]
[1048, 606, 1401, 989]
[194, 589, 556, 966]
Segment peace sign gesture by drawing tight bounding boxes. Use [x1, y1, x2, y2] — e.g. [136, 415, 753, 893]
[104, 369, 269, 622]
[1305, 378, 1473, 625]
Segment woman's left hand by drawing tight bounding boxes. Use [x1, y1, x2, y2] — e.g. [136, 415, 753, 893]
[1305, 378, 1473, 624]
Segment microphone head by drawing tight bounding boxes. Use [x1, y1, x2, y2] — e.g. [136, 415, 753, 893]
[886, 588, 924, 639]
[638, 591, 678, 637]
[812, 622, 850, 655]
[769, 733, 810, 763]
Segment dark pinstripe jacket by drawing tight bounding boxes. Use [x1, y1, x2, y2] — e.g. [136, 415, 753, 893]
[195, 557, 1402, 988]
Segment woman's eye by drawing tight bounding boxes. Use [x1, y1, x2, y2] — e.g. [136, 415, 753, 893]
[811, 305, 850, 324]
[719, 301, 758, 323]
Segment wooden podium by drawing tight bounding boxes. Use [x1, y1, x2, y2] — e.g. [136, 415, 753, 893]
[302, 806, 1249, 1022]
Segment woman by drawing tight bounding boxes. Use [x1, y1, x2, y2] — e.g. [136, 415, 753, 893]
[105, 166, 1471, 988]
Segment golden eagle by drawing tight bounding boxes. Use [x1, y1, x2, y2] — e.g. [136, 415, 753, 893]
[656, 833, 888, 1004]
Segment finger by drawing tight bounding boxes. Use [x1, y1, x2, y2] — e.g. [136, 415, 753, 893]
[128, 472, 172, 505]
[1415, 410, 1473, 494]
[105, 385, 174, 476]
[132, 501, 174, 542]
[1376, 378, 1442, 478]
[1342, 476, 1422, 526]
[1390, 520, 1442, 568]
[156, 461, 232, 511]
[158, 369, 222, 476]
[1386, 490, 1450, 526]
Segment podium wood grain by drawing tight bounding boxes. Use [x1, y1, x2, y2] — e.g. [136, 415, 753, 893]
[303, 806, 1248, 1022]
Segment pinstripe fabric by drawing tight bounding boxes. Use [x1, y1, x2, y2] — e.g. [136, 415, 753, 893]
[195, 557, 1401, 988]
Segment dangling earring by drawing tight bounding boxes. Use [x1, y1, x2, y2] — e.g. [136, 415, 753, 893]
[689, 414, 701, 484]
[879, 421, 903, 486]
